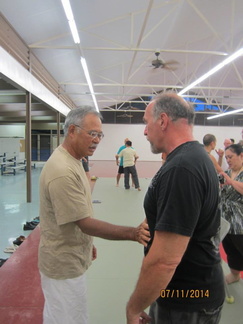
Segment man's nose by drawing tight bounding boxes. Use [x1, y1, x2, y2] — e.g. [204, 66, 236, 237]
[93, 136, 100, 143]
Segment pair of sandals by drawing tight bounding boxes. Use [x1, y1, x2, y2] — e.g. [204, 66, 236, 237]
[4, 245, 19, 253]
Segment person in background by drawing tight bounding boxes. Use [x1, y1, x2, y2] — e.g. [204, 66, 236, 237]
[203, 133, 223, 173]
[38, 106, 150, 324]
[117, 140, 141, 191]
[81, 156, 91, 182]
[220, 144, 243, 284]
[126, 92, 225, 324]
[115, 137, 130, 186]
[224, 138, 233, 147]
[217, 138, 234, 171]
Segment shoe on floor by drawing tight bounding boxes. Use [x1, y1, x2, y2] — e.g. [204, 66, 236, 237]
[13, 235, 26, 246]
[4, 245, 19, 253]
[23, 223, 36, 230]
[0, 258, 8, 267]
[27, 221, 38, 226]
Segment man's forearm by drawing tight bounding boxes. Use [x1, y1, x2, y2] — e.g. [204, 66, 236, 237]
[77, 217, 137, 240]
[126, 231, 190, 322]
[76, 217, 150, 246]
[126, 253, 176, 318]
[218, 156, 223, 166]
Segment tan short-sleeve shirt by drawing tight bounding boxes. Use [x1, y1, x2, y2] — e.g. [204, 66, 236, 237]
[38, 145, 93, 279]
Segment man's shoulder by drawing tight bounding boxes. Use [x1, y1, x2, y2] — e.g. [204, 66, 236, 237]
[168, 141, 210, 171]
[42, 147, 82, 180]
[124, 147, 135, 153]
[117, 145, 126, 154]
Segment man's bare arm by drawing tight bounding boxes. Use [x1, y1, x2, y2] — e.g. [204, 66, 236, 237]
[75, 217, 150, 246]
[126, 231, 190, 323]
[209, 154, 223, 173]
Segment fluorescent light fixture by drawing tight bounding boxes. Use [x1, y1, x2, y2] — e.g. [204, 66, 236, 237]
[179, 47, 243, 96]
[61, 0, 80, 44]
[68, 20, 80, 44]
[61, 0, 73, 20]
[207, 108, 243, 120]
[80, 57, 99, 112]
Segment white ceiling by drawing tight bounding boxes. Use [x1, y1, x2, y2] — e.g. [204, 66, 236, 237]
[1, 0, 243, 118]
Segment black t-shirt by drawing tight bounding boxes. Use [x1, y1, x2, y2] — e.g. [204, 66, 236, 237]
[144, 141, 225, 311]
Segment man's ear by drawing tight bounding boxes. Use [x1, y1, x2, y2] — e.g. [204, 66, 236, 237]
[160, 113, 168, 130]
[69, 124, 76, 137]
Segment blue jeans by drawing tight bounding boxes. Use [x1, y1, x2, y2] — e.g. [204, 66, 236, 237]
[149, 301, 223, 324]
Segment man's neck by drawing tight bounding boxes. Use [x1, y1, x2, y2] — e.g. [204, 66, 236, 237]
[165, 123, 195, 155]
[62, 141, 80, 160]
[204, 146, 212, 154]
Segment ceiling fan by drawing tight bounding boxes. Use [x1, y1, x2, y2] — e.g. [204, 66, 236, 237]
[151, 52, 179, 70]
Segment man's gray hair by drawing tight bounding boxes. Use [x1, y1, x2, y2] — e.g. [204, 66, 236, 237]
[152, 93, 195, 125]
[63, 106, 102, 137]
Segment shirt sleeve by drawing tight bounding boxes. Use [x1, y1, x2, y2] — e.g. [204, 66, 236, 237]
[117, 146, 124, 154]
[155, 167, 204, 237]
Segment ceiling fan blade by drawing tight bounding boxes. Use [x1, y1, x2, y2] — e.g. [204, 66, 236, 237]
[117, 113, 133, 118]
[163, 65, 178, 71]
[130, 107, 140, 110]
[164, 60, 179, 65]
[124, 105, 139, 110]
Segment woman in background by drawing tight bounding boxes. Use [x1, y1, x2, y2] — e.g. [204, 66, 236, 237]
[220, 144, 243, 284]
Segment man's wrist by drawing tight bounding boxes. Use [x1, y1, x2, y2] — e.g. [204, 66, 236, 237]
[132, 227, 138, 242]
[126, 302, 136, 319]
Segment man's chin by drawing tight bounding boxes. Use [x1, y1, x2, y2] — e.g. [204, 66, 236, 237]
[150, 144, 160, 154]
[88, 148, 96, 155]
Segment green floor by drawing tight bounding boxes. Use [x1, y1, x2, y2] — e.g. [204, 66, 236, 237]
[87, 177, 150, 324]
[87, 177, 243, 324]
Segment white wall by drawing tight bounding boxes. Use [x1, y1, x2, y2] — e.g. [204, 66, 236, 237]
[0, 137, 22, 159]
[0, 126, 25, 160]
[91, 124, 243, 161]
[0, 124, 242, 162]
[0, 125, 25, 137]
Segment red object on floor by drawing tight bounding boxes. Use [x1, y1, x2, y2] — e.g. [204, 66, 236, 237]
[0, 226, 44, 324]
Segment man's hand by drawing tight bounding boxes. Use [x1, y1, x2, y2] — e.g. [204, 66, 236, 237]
[215, 148, 224, 157]
[135, 219, 150, 247]
[126, 310, 151, 324]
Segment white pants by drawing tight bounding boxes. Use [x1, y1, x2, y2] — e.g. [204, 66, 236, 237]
[40, 272, 88, 324]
